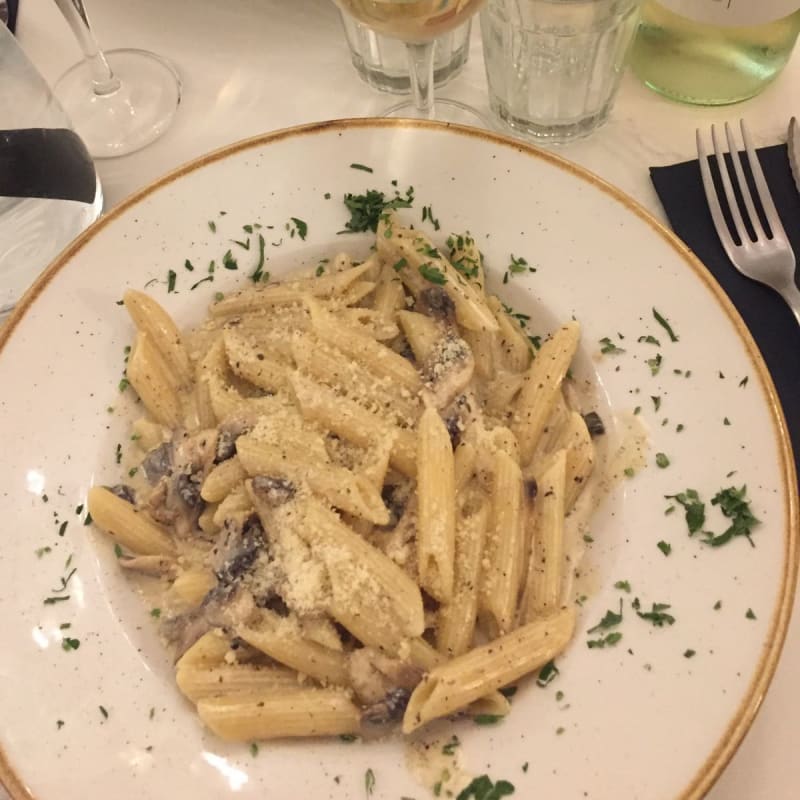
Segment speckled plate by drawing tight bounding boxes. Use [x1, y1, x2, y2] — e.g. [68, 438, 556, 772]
[0, 120, 796, 800]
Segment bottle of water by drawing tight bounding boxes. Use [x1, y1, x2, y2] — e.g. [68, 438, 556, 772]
[630, 1, 800, 105]
[0, 22, 101, 317]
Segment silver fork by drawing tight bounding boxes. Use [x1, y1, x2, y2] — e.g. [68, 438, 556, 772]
[696, 120, 800, 325]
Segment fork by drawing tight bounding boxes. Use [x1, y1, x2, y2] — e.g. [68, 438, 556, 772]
[696, 120, 800, 325]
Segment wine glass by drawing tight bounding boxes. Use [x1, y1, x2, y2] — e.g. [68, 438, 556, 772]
[332, 0, 487, 124]
[51, 0, 182, 159]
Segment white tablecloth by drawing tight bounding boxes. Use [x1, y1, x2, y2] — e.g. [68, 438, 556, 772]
[9, 1, 800, 797]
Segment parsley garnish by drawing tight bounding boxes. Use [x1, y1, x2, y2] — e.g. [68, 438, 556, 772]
[456, 775, 515, 800]
[250, 234, 268, 283]
[167, 270, 177, 293]
[421, 204, 441, 230]
[289, 217, 308, 240]
[587, 600, 623, 634]
[473, 714, 504, 725]
[222, 249, 238, 270]
[250, 742, 259, 757]
[739, 376, 749, 387]
[615, 580, 631, 592]
[99, 705, 108, 719]
[632, 598, 675, 627]
[536, 660, 559, 686]
[655, 452, 670, 468]
[62, 637, 80, 651]
[684, 649, 696, 658]
[746, 608, 757, 620]
[638, 334, 661, 346]
[207, 220, 216, 233]
[442, 735, 460, 755]
[657, 540, 672, 556]
[652, 308, 678, 342]
[35, 546, 52, 558]
[587, 632, 623, 648]
[184, 259, 194, 271]
[341, 186, 414, 233]
[190, 275, 214, 290]
[150, 608, 162, 619]
[714, 600, 722, 610]
[647, 353, 663, 375]
[666, 489, 705, 534]
[44, 595, 70, 605]
[350, 162, 373, 173]
[503, 254, 533, 283]
[419, 264, 447, 285]
[393, 257, 408, 272]
[599, 337, 625, 354]
[365, 767, 376, 796]
[706, 486, 759, 547]
[499, 686, 517, 699]
[339, 733, 358, 742]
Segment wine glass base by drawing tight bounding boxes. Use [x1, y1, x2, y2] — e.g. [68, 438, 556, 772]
[383, 98, 490, 128]
[54, 48, 182, 159]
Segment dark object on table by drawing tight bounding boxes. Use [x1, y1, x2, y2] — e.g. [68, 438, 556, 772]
[651, 144, 800, 478]
[0, 128, 97, 204]
[2, 0, 18, 33]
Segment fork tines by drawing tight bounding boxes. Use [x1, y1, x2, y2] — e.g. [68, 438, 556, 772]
[696, 120, 788, 260]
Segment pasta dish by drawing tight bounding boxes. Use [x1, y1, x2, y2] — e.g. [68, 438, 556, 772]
[87, 213, 597, 742]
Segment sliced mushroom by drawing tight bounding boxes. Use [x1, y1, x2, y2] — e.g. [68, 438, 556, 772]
[251, 475, 296, 506]
[416, 286, 455, 323]
[141, 442, 173, 484]
[212, 514, 266, 587]
[363, 687, 412, 724]
[108, 484, 136, 504]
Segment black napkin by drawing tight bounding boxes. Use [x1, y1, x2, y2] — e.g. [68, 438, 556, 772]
[650, 145, 799, 479]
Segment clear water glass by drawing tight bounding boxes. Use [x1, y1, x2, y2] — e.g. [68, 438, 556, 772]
[481, 0, 641, 143]
[339, 10, 472, 94]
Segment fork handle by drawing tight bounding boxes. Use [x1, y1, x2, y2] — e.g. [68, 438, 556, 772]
[780, 283, 800, 326]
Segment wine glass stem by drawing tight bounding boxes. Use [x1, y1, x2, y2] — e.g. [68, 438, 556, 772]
[405, 41, 436, 119]
[53, 0, 121, 96]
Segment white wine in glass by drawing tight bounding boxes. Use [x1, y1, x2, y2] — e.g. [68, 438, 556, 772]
[334, 0, 487, 122]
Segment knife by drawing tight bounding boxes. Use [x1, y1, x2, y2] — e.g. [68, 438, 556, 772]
[788, 117, 800, 194]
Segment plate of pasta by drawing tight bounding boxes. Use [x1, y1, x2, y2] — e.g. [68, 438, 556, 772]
[0, 119, 795, 800]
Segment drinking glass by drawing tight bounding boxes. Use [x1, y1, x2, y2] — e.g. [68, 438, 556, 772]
[331, 0, 487, 124]
[52, 0, 182, 159]
[339, 9, 472, 94]
[481, 0, 640, 142]
[0, 21, 101, 317]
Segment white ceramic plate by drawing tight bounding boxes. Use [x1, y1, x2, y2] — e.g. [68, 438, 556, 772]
[0, 120, 796, 800]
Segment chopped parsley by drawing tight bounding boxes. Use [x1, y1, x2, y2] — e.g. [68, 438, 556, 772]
[724, 417, 731, 425]
[115, 442, 123, 464]
[647, 353, 663, 375]
[61, 637, 80, 651]
[503, 254, 534, 283]
[99, 705, 109, 719]
[365, 767, 376, 796]
[250, 234, 268, 283]
[35, 546, 52, 558]
[684, 649, 696, 658]
[150, 608, 162, 619]
[632, 598, 675, 627]
[652, 308, 678, 342]
[250, 742, 259, 757]
[289, 217, 308, 240]
[456, 775, 515, 800]
[714, 600, 722, 610]
[638, 334, 661, 346]
[222, 250, 238, 270]
[706, 485, 759, 547]
[587, 600, 623, 634]
[739, 376, 749, 387]
[473, 714, 504, 725]
[341, 185, 414, 233]
[419, 264, 447, 285]
[587, 631, 623, 648]
[44, 595, 70, 605]
[555, 690, 564, 701]
[190, 276, 214, 290]
[623, 467, 635, 478]
[499, 686, 517, 699]
[657, 540, 672, 556]
[442, 735, 460, 755]
[315, 264, 325, 277]
[350, 162, 373, 173]
[393, 257, 408, 272]
[746, 608, 757, 620]
[421, 204, 441, 230]
[339, 733, 358, 742]
[184, 259, 195, 271]
[614, 580, 631, 592]
[167, 270, 177, 293]
[666, 489, 705, 535]
[599, 337, 625, 355]
[536, 660, 559, 686]
[207, 220, 216, 233]
[655, 452, 670, 468]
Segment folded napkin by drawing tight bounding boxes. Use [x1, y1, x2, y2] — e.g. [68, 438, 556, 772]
[651, 145, 800, 478]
